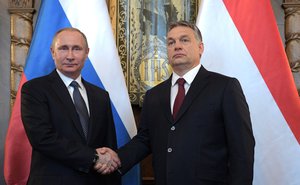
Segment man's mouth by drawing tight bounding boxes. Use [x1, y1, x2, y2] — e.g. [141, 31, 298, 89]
[63, 63, 77, 66]
[173, 53, 185, 59]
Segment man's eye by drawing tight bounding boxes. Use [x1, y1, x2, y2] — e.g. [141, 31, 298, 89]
[73, 47, 82, 51]
[59, 46, 69, 50]
[167, 41, 175, 46]
[181, 38, 189, 43]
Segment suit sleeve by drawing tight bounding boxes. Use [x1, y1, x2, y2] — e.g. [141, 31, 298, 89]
[102, 93, 121, 185]
[104, 98, 118, 150]
[21, 81, 95, 173]
[222, 78, 255, 185]
[117, 91, 152, 175]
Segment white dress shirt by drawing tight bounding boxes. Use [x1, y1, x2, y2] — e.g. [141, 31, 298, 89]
[56, 69, 90, 115]
[170, 64, 201, 113]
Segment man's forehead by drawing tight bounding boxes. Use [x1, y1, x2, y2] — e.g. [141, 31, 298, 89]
[55, 39, 83, 46]
[167, 34, 190, 40]
[57, 43, 82, 48]
[167, 31, 192, 40]
[56, 31, 82, 41]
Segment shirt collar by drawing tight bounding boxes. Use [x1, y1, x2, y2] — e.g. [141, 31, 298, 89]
[171, 64, 201, 86]
[56, 69, 84, 88]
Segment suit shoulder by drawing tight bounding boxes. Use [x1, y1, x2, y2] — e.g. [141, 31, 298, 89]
[205, 70, 244, 94]
[146, 78, 170, 94]
[22, 74, 51, 88]
[206, 70, 238, 83]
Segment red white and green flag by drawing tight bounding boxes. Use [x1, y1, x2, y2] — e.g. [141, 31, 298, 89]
[197, 1, 300, 184]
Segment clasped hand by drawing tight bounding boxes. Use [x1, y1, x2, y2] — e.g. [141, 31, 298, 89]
[94, 147, 121, 174]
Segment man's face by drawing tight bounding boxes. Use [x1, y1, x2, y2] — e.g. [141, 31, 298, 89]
[51, 30, 89, 79]
[167, 26, 204, 76]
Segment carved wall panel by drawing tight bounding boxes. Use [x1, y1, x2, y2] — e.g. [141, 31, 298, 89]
[283, 0, 300, 95]
[8, 0, 35, 108]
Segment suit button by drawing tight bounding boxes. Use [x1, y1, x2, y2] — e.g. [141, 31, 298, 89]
[170, 126, 175, 131]
[167, 148, 172, 153]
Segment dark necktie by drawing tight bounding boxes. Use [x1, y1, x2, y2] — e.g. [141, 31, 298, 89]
[173, 78, 186, 119]
[70, 81, 89, 138]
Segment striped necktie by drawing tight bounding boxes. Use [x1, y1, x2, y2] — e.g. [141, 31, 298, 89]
[70, 81, 89, 138]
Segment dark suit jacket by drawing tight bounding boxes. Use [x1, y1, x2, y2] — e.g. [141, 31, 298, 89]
[21, 70, 120, 185]
[118, 66, 255, 185]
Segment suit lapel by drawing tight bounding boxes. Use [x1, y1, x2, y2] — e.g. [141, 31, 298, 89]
[174, 66, 210, 123]
[82, 80, 95, 142]
[159, 77, 174, 123]
[49, 71, 87, 140]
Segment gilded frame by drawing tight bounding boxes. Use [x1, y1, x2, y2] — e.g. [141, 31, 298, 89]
[114, 0, 199, 105]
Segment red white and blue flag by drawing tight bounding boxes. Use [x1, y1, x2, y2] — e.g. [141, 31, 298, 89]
[4, 0, 140, 185]
[197, 0, 300, 184]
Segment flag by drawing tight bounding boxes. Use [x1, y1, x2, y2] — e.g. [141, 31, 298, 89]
[197, 0, 300, 184]
[4, 0, 140, 185]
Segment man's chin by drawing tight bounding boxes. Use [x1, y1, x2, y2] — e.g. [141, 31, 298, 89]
[171, 60, 187, 67]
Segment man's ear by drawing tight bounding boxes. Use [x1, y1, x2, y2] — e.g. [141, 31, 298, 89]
[199, 42, 204, 56]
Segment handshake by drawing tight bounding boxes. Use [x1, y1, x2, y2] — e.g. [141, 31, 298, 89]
[93, 147, 121, 175]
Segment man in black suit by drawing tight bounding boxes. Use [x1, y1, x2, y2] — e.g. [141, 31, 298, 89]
[101, 21, 255, 185]
[21, 28, 120, 185]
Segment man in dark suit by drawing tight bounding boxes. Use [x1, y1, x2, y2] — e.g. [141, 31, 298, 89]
[21, 28, 121, 185]
[101, 21, 255, 185]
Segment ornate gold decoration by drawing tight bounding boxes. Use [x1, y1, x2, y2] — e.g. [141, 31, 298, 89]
[284, 0, 300, 3]
[116, 0, 198, 105]
[9, 0, 32, 8]
[108, 0, 117, 39]
[9, 0, 35, 109]
[283, 2, 300, 95]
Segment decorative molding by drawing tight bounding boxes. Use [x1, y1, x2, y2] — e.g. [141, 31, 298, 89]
[283, 1, 300, 95]
[11, 36, 31, 47]
[9, 0, 33, 8]
[283, 0, 300, 4]
[8, 0, 35, 109]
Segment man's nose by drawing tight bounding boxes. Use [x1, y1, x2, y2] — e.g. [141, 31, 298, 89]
[174, 42, 183, 50]
[66, 49, 75, 59]
[174, 40, 184, 49]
